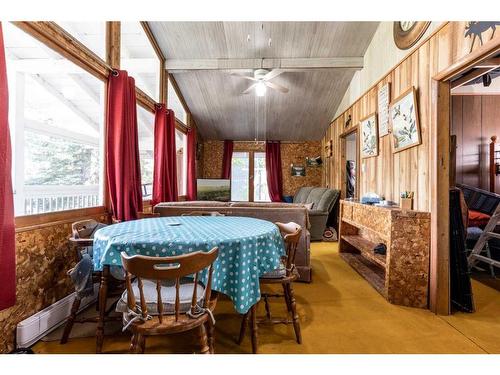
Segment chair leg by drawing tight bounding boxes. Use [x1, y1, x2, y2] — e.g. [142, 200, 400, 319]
[250, 304, 258, 354]
[198, 324, 210, 354]
[96, 265, 109, 354]
[238, 311, 250, 345]
[60, 296, 81, 344]
[139, 335, 146, 354]
[282, 283, 292, 312]
[129, 333, 139, 353]
[206, 321, 215, 354]
[287, 283, 302, 344]
[264, 295, 271, 320]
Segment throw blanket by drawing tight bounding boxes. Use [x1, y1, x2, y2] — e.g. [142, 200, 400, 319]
[69, 254, 94, 299]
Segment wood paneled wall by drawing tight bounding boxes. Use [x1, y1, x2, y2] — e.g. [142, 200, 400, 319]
[452, 95, 500, 192]
[201, 140, 322, 196]
[322, 22, 500, 212]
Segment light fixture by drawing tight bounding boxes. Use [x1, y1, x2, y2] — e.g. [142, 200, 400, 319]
[256, 81, 267, 97]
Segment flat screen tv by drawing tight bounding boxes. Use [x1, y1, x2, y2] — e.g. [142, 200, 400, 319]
[197, 178, 231, 202]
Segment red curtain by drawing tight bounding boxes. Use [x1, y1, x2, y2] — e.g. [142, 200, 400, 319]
[106, 70, 143, 221]
[221, 140, 233, 179]
[186, 126, 197, 200]
[0, 23, 16, 311]
[265, 141, 284, 202]
[152, 105, 178, 205]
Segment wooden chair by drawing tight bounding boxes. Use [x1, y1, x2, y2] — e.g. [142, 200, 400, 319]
[238, 222, 302, 353]
[181, 211, 225, 217]
[119, 247, 219, 354]
[60, 220, 123, 345]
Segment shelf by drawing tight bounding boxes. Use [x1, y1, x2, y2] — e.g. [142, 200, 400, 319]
[340, 253, 386, 296]
[341, 235, 386, 268]
[341, 218, 390, 242]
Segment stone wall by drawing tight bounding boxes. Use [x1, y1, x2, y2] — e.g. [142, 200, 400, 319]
[200, 140, 322, 197]
[0, 212, 108, 353]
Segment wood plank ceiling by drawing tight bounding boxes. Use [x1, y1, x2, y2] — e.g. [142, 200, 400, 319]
[148, 22, 379, 141]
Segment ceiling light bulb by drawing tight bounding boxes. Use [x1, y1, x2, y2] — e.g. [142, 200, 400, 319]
[256, 81, 266, 97]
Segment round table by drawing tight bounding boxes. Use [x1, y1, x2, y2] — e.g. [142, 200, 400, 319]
[93, 216, 285, 314]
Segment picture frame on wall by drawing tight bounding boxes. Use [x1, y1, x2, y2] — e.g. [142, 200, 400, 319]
[377, 82, 391, 137]
[360, 112, 379, 158]
[389, 87, 421, 153]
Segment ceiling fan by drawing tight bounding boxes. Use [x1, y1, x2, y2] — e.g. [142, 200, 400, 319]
[231, 69, 289, 96]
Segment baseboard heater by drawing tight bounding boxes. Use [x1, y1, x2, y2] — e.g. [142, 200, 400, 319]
[16, 284, 99, 348]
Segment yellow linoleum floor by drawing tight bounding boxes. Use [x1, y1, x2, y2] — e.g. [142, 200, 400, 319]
[33, 242, 500, 354]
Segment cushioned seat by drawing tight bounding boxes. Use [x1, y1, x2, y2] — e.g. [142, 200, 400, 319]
[116, 279, 205, 315]
[468, 210, 491, 228]
[293, 187, 340, 241]
[466, 226, 483, 241]
[261, 263, 286, 279]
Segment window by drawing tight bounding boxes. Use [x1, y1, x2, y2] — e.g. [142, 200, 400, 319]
[57, 22, 106, 60]
[254, 152, 271, 202]
[230, 151, 270, 202]
[168, 78, 187, 124]
[121, 22, 160, 101]
[4, 22, 105, 216]
[176, 129, 187, 196]
[137, 105, 154, 200]
[231, 152, 250, 201]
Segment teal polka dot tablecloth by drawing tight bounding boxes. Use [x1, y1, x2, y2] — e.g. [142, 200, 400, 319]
[93, 216, 285, 314]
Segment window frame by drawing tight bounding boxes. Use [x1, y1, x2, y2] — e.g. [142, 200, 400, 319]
[7, 22, 109, 223]
[136, 101, 155, 204]
[8, 22, 191, 228]
[230, 149, 271, 203]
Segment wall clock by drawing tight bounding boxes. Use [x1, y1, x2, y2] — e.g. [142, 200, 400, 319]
[393, 21, 431, 50]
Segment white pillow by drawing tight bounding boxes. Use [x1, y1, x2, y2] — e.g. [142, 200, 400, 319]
[303, 203, 314, 210]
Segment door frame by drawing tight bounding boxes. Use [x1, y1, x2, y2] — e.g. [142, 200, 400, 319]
[430, 41, 500, 315]
[340, 126, 360, 200]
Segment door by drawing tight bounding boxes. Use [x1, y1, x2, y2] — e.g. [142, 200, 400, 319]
[231, 151, 270, 202]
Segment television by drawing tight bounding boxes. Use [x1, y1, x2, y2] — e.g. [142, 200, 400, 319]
[197, 179, 231, 202]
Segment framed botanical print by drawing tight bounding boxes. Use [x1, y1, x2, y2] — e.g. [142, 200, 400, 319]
[377, 83, 391, 137]
[390, 87, 421, 153]
[360, 113, 379, 158]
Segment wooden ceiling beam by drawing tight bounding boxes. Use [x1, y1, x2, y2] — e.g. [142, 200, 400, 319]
[166, 57, 364, 72]
[451, 66, 500, 89]
[475, 57, 500, 68]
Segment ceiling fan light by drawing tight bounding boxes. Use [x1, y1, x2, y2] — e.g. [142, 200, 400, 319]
[256, 81, 267, 96]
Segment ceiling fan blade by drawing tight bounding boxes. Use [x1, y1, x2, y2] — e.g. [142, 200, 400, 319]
[230, 72, 258, 82]
[241, 83, 257, 95]
[263, 69, 284, 81]
[265, 81, 289, 93]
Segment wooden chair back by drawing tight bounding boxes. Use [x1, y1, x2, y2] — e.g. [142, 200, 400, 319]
[120, 247, 219, 323]
[72, 219, 104, 239]
[69, 220, 107, 259]
[181, 211, 224, 217]
[275, 222, 302, 276]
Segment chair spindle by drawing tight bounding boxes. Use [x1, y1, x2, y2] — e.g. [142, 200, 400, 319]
[137, 277, 148, 318]
[156, 280, 163, 323]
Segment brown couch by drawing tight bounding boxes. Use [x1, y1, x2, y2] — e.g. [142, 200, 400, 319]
[153, 201, 312, 282]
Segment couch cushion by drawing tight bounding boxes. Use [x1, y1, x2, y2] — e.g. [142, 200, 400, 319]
[315, 189, 340, 212]
[468, 210, 490, 228]
[305, 188, 328, 206]
[293, 187, 314, 204]
[116, 279, 205, 316]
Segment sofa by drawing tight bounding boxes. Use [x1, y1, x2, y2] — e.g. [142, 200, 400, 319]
[153, 201, 312, 282]
[293, 187, 340, 241]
